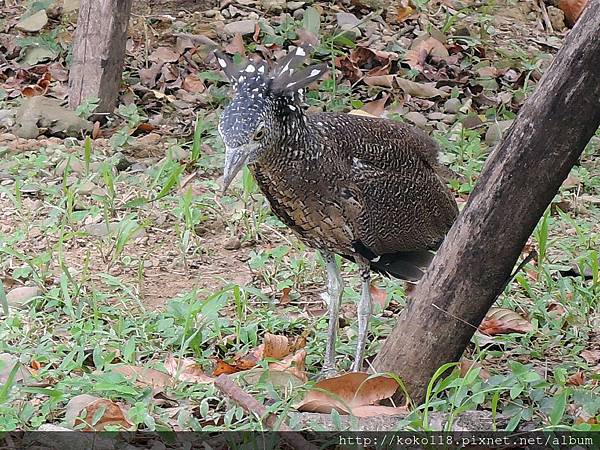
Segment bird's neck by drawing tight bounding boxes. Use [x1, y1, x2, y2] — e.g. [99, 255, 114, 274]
[262, 107, 317, 164]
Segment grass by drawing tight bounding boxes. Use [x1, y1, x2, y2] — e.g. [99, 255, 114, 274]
[0, 1, 599, 434]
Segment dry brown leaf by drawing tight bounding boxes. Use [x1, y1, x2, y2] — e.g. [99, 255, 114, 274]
[405, 37, 448, 71]
[350, 405, 408, 417]
[580, 349, 600, 366]
[364, 75, 394, 88]
[164, 354, 213, 383]
[213, 360, 240, 376]
[459, 359, 491, 381]
[349, 109, 377, 118]
[395, 78, 447, 98]
[182, 74, 206, 93]
[360, 94, 389, 118]
[268, 349, 308, 382]
[279, 287, 292, 305]
[149, 46, 180, 63]
[547, 302, 567, 317]
[479, 308, 533, 335]
[370, 283, 388, 309]
[263, 333, 291, 359]
[296, 372, 398, 414]
[213, 333, 306, 375]
[113, 364, 172, 389]
[558, 0, 588, 26]
[225, 33, 246, 55]
[566, 371, 585, 386]
[65, 394, 133, 431]
[395, 6, 414, 23]
[92, 121, 101, 139]
[21, 85, 44, 97]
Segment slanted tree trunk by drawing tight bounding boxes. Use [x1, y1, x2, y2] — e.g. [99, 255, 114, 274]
[373, 0, 600, 404]
[68, 0, 134, 113]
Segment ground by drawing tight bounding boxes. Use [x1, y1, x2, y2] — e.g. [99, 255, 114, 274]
[0, 0, 599, 435]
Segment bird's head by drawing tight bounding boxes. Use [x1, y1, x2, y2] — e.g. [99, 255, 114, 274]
[215, 47, 327, 193]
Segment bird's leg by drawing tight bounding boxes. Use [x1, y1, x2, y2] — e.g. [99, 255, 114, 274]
[321, 251, 344, 378]
[351, 262, 372, 372]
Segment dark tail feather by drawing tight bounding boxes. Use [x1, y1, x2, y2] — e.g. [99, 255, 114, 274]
[369, 250, 435, 281]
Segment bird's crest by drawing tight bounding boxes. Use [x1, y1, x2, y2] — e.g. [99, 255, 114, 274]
[214, 46, 328, 96]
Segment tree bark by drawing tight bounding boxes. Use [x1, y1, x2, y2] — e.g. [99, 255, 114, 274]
[68, 0, 134, 114]
[373, 0, 600, 404]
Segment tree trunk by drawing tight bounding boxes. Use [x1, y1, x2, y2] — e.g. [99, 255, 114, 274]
[373, 0, 600, 404]
[68, 0, 134, 114]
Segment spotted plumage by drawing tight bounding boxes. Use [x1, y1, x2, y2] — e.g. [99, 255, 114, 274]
[215, 47, 458, 374]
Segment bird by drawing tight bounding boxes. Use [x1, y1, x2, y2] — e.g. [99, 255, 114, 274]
[214, 46, 459, 375]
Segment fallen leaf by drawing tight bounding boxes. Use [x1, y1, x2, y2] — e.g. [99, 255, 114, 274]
[370, 283, 388, 309]
[566, 371, 585, 386]
[280, 287, 292, 305]
[225, 33, 246, 55]
[395, 6, 414, 23]
[349, 109, 377, 118]
[21, 85, 45, 97]
[350, 405, 408, 417]
[459, 359, 491, 381]
[296, 372, 398, 414]
[580, 349, 600, 366]
[112, 364, 172, 389]
[92, 121, 101, 139]
[264, 333, 294, 359]
[182, 74, 206, 93]
[547, 302, 566, 317]
[213, 333, 306, 375]
[213, 360, 240, 376]
[405, 37, 449, 71]
[268, 349, 308, 382]
[65, 394, 132, 431]
[149, 47, 180, 63]
[479, 308, 533, 335]
[164, 354, 212, 383]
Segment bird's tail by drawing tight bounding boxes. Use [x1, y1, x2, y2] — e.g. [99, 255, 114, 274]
[369, 250, 435, 281]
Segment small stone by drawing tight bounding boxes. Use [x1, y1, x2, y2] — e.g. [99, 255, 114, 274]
[204, 9, 217, 17]
[84, 222, 117, 237]
[485, 120, 513, 146]
[260, 0, 286, 11]
[15, 10, 48, 33]
[547, 6, 566, 31]
[224, 237, 241, 250]
[6, 286, 42, 309]
[114, 152, 132, 171]
[336, 12, 361, 37]
[287, 1, 305, 10]
[293, 8, 304, 20]
[427, 112, 446, 121]
[404, 111, 428, 128]
[172, 20, 187, 30]
[444, 98, 461, 114]
[224, 19, 257, 35]
[0, 132, 16, 142]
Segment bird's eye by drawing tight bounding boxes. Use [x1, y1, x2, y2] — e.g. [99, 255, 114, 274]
[253, 124, 265, 141]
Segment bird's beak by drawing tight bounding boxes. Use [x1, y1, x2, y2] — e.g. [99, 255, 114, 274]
[222, 145, 250, 194]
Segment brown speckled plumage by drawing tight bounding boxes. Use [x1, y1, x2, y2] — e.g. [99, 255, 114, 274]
[215, 46, 458, 373]
[252, 112, 458, 274]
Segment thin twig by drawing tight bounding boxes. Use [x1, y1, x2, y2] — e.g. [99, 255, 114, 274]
[214, 375, 318, 450]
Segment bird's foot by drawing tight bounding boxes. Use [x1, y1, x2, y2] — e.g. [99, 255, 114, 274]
[350, 359, 364, 372]
[318, 365, 339, 380]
